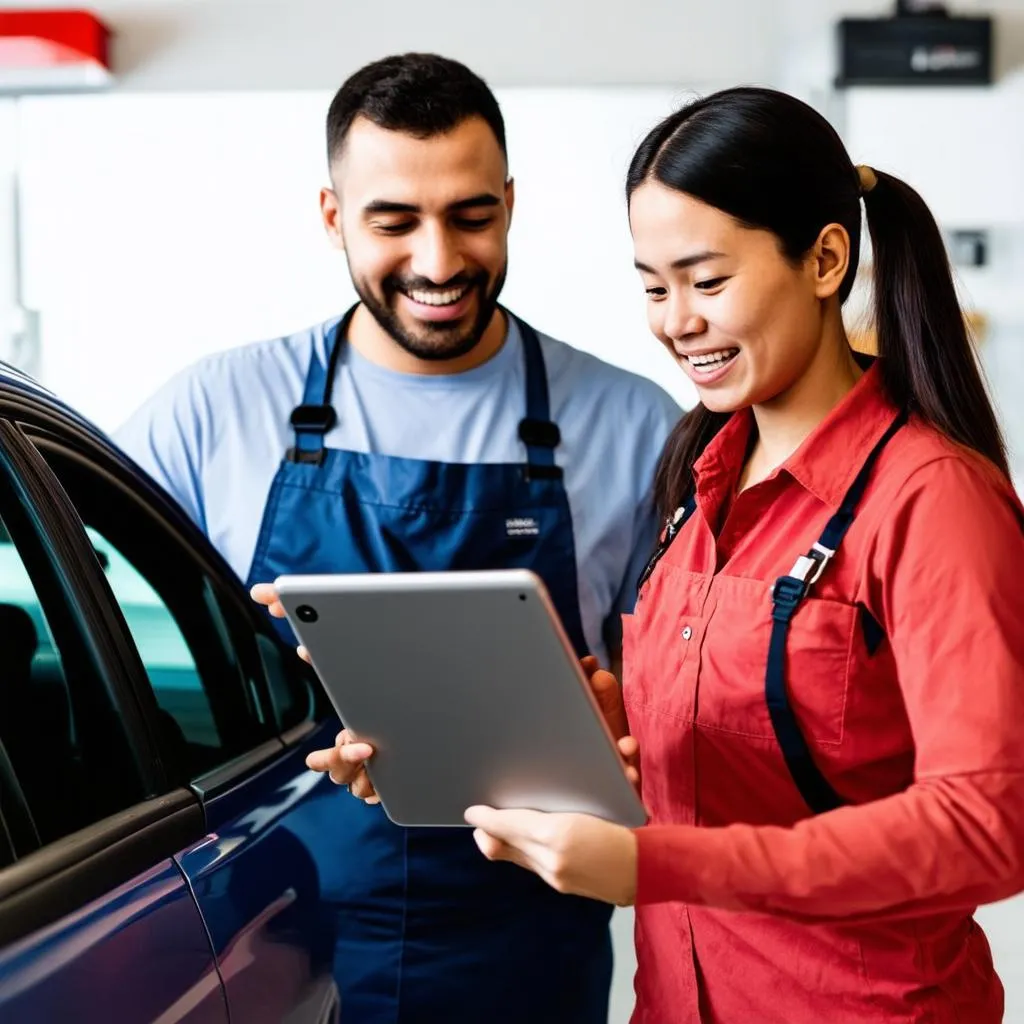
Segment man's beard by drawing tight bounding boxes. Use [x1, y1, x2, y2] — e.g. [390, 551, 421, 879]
[350, 263, 507, 363]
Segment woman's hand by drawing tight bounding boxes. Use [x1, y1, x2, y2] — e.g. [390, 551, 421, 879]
[464, 806, 638, 906]
[581, 655, 641, 793]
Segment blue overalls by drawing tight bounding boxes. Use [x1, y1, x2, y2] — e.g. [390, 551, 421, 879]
[246, 306, 613, 1023]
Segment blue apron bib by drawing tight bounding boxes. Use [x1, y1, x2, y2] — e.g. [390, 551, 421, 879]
[246, 307, 613, 1024]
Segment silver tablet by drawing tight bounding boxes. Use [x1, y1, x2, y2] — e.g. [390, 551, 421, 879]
[274, 569, 646, 829]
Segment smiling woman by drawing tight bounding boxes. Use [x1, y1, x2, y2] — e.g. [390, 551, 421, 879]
[626, 87, 1006, 517]
[468, 85, 1024, 1024]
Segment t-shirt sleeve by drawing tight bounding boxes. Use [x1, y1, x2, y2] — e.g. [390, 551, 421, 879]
[112, 366, 211, 533]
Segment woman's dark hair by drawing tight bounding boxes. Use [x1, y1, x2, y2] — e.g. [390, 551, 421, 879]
[326, 53, 507, 167]
[627, 86, 1008, 519]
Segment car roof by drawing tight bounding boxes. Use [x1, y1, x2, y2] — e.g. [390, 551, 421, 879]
[0, 359, 112, 443]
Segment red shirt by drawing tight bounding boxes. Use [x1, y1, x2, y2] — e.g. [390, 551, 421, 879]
[623, 363, 1024, 1023]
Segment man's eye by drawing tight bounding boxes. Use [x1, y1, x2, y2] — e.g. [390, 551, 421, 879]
[455, 217, 493, 230]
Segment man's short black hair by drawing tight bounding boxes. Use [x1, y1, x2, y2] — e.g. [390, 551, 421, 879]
[326, 53, 507, 167]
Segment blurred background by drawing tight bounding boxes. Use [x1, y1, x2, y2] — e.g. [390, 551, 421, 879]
[0, 1, 1021, 1019]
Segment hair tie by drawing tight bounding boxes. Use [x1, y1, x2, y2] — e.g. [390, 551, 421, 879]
[856, 164, 878, 194]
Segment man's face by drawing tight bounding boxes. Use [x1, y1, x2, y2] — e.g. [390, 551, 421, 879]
[321, 115, 513, 362]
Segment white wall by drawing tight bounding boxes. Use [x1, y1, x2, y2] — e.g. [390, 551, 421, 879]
[2, 0, 1023, 91]
[13, 89, 702, 430]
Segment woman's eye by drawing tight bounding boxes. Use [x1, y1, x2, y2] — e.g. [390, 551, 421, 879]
[695, 277, 728, 291]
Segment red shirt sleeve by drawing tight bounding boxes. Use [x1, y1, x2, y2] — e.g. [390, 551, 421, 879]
[635, 453, 1024, 924]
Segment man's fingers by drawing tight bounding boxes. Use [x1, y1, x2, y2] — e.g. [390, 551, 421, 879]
[616, 735, 642, 793]
[339, 742, 374, 762]
[349, 772, 377, 800]
[617, 736, 639, 759]
[297, 645, 311, 663]
[250, 583, 288, 618]
[305, 741, 373, 775]
[306, 746, 346, 774]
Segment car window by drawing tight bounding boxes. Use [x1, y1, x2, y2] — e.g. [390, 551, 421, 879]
[0, 510, 142, 846]
[255, 630, 317, 734]
[85, 526, 223, 751]
[82, 516, 272, 780]
[27, 443, 281, 784]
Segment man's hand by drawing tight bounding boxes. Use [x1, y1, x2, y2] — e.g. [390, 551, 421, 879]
[305, 728, 379, 803]
[250, 582, 312, 663]
[581, 656, 641, 792]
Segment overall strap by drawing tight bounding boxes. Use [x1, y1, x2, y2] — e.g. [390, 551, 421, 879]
[286, 305, 357, 465]
[636, 494, 698, 594]
[514, 314, 563, 482]
[767, 410, 908, 814]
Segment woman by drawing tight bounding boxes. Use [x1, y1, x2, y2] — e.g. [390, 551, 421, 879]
[465, 87, 1024, 1022]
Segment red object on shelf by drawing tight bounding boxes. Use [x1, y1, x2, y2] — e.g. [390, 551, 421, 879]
[0, 10, 112, 92]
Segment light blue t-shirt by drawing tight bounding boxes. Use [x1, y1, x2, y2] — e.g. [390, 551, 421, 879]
[114, 315, 682, 666]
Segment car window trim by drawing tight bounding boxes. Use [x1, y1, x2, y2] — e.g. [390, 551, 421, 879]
[0, 788, 204, 948]
[191, 739, 285, 802]
[282, 719, 319, 747]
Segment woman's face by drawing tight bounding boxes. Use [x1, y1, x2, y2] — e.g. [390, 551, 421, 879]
[629, 180, 843, 414]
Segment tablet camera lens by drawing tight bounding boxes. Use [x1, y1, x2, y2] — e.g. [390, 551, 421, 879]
[519, 594, 527, 601]
[296, 604, 319, 623]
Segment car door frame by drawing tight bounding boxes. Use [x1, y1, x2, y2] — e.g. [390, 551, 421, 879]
[14, 383, 326, 747]
[0, 408, 206, 948]
[0, 378, 328, 939]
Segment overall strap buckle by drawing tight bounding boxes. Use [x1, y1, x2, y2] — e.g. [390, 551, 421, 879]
[770, 542, 834, 619]
[518, 418, 561, 449]
[794, 540, 835, 586]
[290, 404, 337, 434]
[286, 404, 337, 465]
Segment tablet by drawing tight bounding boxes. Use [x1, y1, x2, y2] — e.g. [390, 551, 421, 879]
[274, 569, 646, 829]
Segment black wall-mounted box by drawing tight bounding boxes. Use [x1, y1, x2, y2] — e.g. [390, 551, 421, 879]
[836, 16, 993, 86]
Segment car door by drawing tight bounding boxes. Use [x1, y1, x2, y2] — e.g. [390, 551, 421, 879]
[22, 395, 343, 1023]
[0, 414, 228, 1023]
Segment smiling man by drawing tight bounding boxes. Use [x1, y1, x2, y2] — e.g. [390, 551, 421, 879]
[115, 53, 680, 1023]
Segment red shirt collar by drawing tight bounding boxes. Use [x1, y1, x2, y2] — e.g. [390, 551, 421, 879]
[693, 361, 903, 510]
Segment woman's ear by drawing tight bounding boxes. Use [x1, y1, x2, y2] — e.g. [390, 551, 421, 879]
[810, 222, 851, 300]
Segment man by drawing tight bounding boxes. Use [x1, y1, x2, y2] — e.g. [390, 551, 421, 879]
[116, 53, 680, 1023]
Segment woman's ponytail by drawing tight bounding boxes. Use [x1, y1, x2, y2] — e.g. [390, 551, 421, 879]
[863, 170, 1009, 477]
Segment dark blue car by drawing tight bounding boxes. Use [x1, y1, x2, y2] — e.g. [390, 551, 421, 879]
[0, 361, 342, 1022]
